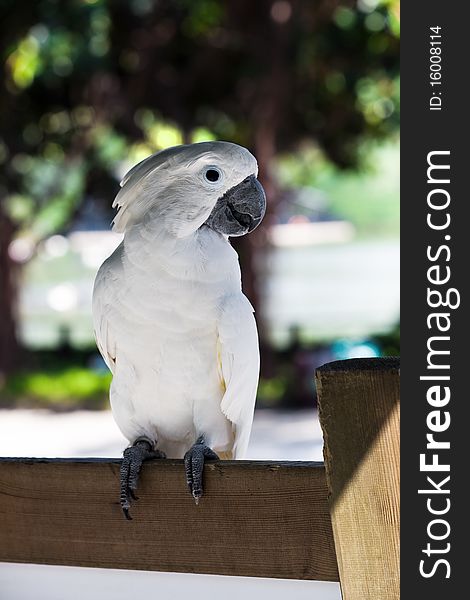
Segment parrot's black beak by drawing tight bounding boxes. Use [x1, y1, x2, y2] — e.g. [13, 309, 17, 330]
[204, 175, 266, 237]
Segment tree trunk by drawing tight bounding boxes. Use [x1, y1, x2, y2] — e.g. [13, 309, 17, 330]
[232, 122, 281, 377]
[231, 3, 290, 376]
[0, 203, 20, 378]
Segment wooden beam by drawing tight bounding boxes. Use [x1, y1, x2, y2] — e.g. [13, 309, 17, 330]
[0, 458, 338, 581]
[316, 357, 400, 600]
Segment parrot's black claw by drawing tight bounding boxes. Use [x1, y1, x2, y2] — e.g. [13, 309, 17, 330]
[120, 437, 165, 520]
[184, 437, 219, 504]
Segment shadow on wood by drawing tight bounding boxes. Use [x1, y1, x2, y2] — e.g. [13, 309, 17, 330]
[316, 357, 400, 600]
[316, 357, 399, 506]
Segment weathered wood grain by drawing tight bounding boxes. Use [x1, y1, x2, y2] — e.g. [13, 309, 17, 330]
[316, 357, 400, 600]
[0, 458, 338, 581]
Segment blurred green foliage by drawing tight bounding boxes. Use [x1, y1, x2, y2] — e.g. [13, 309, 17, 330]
[2, 368, 111, 408]
[257, 374, 289, 407]
[372, 321, 400, 356]
[278, 139, 399, 235]
[1, 0, 399, 240]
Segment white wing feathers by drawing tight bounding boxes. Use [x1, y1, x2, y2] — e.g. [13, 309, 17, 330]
[92, 247, 123, 374]
[218, 294, 260, 458]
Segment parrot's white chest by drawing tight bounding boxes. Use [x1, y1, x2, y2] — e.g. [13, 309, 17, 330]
[103, 227, 239, 456]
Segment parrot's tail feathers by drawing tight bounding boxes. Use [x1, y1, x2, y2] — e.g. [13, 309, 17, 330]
[226, 421, 252, 460]
[217, 450, 233, 460]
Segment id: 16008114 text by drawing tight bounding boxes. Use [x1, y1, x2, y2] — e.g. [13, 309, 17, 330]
[429, 26, 443, 111]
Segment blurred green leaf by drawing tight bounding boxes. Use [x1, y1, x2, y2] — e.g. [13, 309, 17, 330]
[3, 367, 111, 407]
[277, 140, 399, 236]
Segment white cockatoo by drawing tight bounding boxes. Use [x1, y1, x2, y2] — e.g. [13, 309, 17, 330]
[92, 141, 266, 518]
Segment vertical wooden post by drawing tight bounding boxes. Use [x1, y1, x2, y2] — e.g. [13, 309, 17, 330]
[315, 357, 400, 600]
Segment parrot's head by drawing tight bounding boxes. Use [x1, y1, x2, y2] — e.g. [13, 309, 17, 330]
[112, 141, 266, 238]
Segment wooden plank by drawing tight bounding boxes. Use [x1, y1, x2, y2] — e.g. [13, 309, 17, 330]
[0, 458, 338, 581]
[316, 357, 400, 600]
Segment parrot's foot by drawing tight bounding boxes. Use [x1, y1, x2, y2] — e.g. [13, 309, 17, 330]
[184, 437, 219, 505]
[120, 437, 166, 520]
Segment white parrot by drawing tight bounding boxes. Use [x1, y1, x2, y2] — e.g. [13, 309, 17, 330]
[92, 141, 266, 518]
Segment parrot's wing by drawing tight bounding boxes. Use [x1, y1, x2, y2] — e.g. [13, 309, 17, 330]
[92, 244, 123, 374]
[218, 294, 260, 458]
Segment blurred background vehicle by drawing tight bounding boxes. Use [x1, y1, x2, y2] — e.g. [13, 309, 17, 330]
[0, 0, 399, 435]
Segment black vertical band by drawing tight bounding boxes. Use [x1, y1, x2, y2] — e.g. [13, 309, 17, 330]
[401, 3, 468, 597]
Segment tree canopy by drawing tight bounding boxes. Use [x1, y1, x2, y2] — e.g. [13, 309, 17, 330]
[0, 0, 399, 374]
[1, 0, 399, 233]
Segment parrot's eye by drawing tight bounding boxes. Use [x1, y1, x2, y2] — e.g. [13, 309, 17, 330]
[203, 167, 222, 183]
